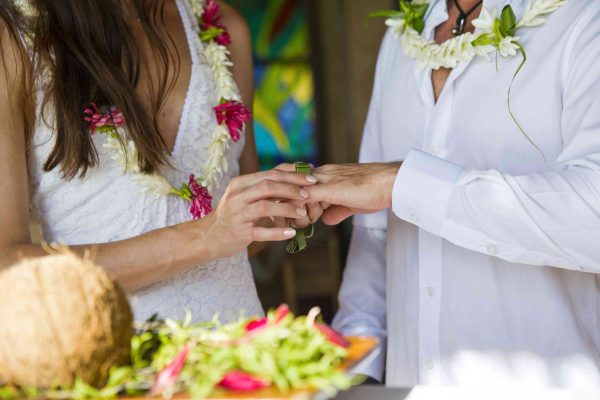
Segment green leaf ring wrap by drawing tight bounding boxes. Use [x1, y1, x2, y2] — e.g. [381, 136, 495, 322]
[286, 162, 315, 254]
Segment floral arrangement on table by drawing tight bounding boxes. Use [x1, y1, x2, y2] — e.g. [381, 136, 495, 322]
[0, 305, 356, 400]
[371, 0, 567, 155]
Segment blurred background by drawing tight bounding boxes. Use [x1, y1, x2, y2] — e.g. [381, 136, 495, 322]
[227, 0, 394, 321]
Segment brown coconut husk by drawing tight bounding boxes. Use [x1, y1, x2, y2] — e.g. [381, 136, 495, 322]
[0, 250, 133, 389]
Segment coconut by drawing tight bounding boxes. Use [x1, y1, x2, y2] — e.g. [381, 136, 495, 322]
[0, 252, 133, 388]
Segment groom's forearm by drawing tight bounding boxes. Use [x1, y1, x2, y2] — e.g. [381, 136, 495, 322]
[308, 162, 402, 223]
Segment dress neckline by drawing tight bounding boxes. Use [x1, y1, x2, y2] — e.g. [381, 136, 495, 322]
[169, 0, 201, 157]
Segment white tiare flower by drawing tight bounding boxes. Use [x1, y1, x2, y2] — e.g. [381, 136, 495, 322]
[204, 42, 239, 101]
[385, 18, 406, 36]
[132, 174, 174, 197]
[472, 7, 498, 34]
[498, 36, 520, 58]
[517, 0, 568, 28]
[473, 43, 495, 62]
[188, 0, 206, 18]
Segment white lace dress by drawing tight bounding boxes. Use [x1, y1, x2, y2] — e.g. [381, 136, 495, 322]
[27, 0, 263, 323]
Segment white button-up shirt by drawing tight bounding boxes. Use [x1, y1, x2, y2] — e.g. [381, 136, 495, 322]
[333, 0, 600, 388]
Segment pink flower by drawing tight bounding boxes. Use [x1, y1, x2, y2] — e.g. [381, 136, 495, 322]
[245, 304, 290, 333]
[246, 318, 268, 332]
[150, 345, 191, 396]
[188, 175, 213, 220]
[202, 0, 232, 46]
[274, 304, 290, 323]
[315, 323, 350, 348]
[214, 100, 252, 143]
[83, 103, 125, 134]
[218, 371, 270, 392]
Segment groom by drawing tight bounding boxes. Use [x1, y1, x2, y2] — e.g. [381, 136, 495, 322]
[306, 0, 600, 388]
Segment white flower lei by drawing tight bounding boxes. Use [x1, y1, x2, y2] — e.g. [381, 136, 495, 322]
[101, 0, 242, 197]
[385, 0, 567, 70]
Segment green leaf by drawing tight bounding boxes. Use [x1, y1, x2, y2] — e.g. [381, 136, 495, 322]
[506, 42, 545, 160]
[472, 33, 494, 47]
[199, 26, 225, 43]
[499, 5, 517, 37]
[0, 387, 18, 399]
[413, 18, 425, 33]
[399, 0, 411, 14]
[411, 3, 429, 17]
[367, 10, 403, 19]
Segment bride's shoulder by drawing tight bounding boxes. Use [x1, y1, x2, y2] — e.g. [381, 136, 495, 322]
[217, 1, 251, 50]
[215, 1, 253, 97]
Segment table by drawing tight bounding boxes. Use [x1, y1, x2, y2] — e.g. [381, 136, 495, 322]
[335, 386, 411, 400]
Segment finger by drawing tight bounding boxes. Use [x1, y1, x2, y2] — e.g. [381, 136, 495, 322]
[304, 183, 337, 204]
[321, 205, 355, 225]
[307, 202, 323, 223]
[290, 214, 312, 229]
[242, 180, 310, 203]
[230, 169, 318, 192]
[274, 163, 297, 172]
[252, 227, 297, 242]
[248, 200, 308, 221]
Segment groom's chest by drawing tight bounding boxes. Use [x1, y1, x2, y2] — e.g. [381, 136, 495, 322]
[378, 20, 567, 174]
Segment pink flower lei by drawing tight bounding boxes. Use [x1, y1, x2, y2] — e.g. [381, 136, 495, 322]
[83, 0, 251, 221]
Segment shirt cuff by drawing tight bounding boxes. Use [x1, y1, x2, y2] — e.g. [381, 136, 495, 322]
[392, 149, 464, 235]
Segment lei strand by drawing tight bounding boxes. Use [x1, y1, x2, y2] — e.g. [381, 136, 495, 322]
[87, 0, 251, 220]
[372, 0, 566, 155]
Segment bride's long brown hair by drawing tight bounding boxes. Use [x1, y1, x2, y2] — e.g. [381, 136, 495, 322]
[0, 0, 179, 177]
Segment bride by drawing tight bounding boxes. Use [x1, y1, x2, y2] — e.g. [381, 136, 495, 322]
[0, 0, 320, 322]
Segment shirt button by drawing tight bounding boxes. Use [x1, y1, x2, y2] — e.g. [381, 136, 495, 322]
[430, 146, 440, 156]
[409, 212, 419, 223]
[486, 244, 498, 255]
[426, 287, 435, 297]
[425, 358, 435, 370]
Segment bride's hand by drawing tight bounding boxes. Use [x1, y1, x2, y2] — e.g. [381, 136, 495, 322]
[202, 169, 318, 259]
[272, 163, 323, 228]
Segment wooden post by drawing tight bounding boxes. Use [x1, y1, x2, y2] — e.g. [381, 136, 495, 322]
[309, 0, 395, 165]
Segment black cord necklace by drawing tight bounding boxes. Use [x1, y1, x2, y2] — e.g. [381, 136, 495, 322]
[451, 0, 483, 36]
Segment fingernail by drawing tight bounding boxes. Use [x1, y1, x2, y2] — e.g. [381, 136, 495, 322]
[305, 175, 318, 183]
[284, 229, 296, 238]
[296, 207, 307, 216]
[300, 189, 309, 199]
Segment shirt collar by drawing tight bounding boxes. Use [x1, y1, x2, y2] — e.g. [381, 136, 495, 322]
[422, 0, 530, 38]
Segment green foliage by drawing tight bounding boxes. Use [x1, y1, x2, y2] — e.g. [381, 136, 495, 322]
[199, 26, 225, 42]
[369, 0, 428, 34]
[286, 162, 315, 254]
[0, 308, 352, 399]
[499, 5, 517, 37]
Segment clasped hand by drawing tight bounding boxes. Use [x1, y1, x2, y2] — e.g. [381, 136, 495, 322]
[202, 162, 400, 259]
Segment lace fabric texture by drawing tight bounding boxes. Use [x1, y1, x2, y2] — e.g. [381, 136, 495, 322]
[27, 0, 263, 323]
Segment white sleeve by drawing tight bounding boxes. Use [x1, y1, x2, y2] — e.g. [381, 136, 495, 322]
[333, 226, 387, 381]
[332, 30, 395, 381]
[392, 10, 600, 273]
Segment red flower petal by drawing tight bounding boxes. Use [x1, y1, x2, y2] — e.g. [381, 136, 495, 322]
[188, 175, 213, 220]
[315, 323, 350, 348]
[214, 100, 252, 143]
[246, 318, 268, 332]
[219, 371, 270, 392]
[83, 103, 125, 134]
[150, 345, 191, 395]
[274, 304, 290, 323]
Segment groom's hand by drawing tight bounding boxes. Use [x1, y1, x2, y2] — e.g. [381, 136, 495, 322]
[272, 163, 323, 227]
[306, 162, 401, 225]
